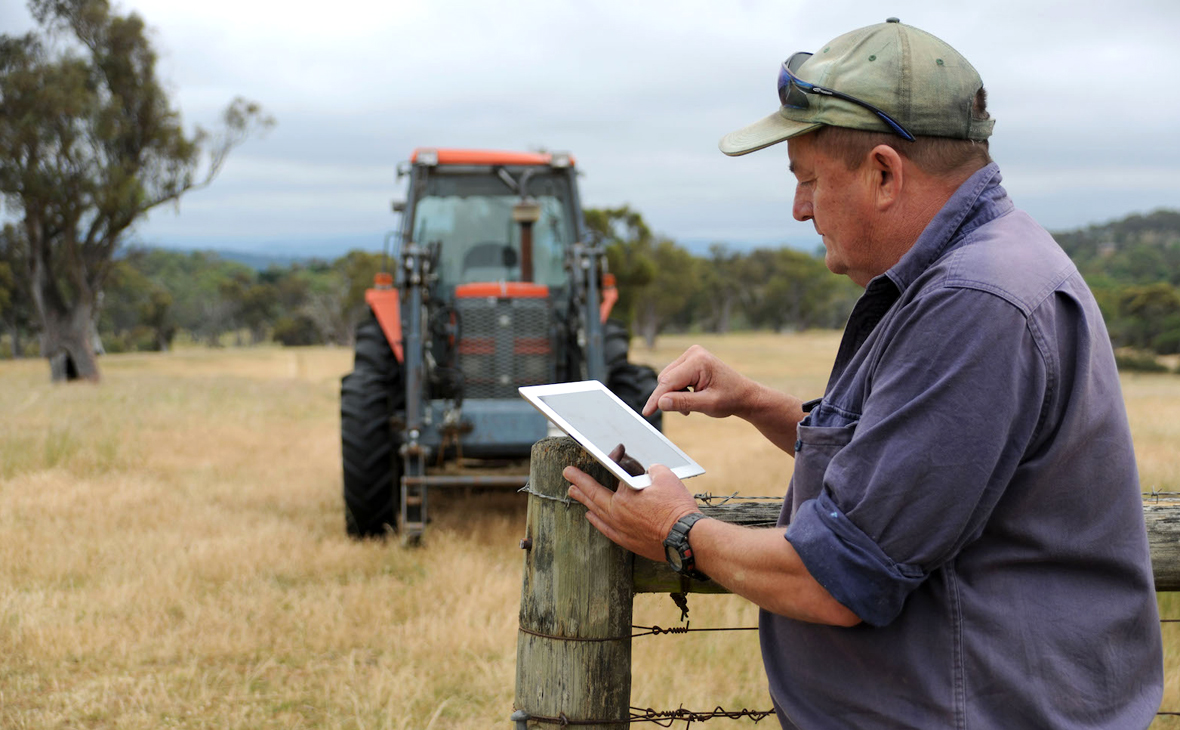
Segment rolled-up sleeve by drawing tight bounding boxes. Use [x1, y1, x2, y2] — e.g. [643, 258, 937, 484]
[786, 285, 1049, 626]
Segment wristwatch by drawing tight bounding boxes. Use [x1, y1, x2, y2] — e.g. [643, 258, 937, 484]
[663, 512, 710, 581]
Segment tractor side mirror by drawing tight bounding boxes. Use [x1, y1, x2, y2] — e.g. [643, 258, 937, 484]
[391, 200, 407, 214]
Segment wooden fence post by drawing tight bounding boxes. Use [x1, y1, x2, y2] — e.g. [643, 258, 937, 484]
[513, 437, 633, 729]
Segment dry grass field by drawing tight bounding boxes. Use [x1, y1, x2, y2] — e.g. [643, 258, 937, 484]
[2, 332, 1179, 728]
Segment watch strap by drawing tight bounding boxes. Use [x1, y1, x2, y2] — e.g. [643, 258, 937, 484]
[664, 512, 710, 581]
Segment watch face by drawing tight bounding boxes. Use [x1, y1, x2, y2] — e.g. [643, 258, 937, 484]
[665, 544, 683, 571]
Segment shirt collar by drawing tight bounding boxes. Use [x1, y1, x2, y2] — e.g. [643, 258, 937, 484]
[882, 162, 1013, 294]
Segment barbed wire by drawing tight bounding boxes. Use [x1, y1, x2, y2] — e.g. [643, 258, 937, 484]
[1143, 489, 1180, 503]
[518, 481, 575, 506]
[522, 614, 1180, 721]
[632, 623, 758, 638]
[519, 623, 758, 644]
[629, 705, 776, 726]
[516, 704, 775, 726]
[692, 492, 783, 505]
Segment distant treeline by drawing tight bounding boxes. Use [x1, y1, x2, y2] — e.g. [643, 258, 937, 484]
[0, 245, 385, 357]
[1, 207, 1179, 361]
[1053, 210, 1180, 357]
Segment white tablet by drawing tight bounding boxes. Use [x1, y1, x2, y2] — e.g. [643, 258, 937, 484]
[519, 380, 704, 489]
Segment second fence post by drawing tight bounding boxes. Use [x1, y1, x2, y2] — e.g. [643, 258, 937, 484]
[514, 436, 633, 729]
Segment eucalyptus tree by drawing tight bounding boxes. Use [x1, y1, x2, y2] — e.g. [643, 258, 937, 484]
[0, 0, 272, 380]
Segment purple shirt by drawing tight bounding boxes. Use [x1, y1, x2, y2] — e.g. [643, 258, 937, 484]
[763, 164, 1163, 729]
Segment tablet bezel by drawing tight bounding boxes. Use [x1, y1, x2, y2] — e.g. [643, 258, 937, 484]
[519, 380, 704, 489]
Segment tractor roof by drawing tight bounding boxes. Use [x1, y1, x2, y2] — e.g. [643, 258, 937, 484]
[410, 148, 576, 167]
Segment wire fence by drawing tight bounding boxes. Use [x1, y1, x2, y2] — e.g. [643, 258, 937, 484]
[516, 486, 1180, 726]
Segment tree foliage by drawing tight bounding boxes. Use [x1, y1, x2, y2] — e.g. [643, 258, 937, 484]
[0, 0, 272, 380]
[0, 224, 36, 356]
[80, 247, 384, 350]
[587, 205, 655, 327]
[586, 206, 858, 346]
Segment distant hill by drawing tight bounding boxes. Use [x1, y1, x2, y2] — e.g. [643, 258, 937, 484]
[116, 247, 311, 271]
[133, 232, 392, 267]
[204, 249, 315, 271]
[1051, 209, 1180, 287]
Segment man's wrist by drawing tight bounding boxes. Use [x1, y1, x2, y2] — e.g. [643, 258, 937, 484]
[664, 512, 710, 581]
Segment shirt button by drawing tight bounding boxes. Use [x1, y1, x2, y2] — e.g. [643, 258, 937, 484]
[795, 439, 803, 452]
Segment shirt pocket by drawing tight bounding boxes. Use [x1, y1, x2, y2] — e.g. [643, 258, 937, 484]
[788, 416, 858, 523]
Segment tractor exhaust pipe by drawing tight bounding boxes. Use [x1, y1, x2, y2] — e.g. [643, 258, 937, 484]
[513, 197, 541, 283]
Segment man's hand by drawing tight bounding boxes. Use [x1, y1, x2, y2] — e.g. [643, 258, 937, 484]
[643, 344, 807, 456]
[564, 464, 699, 563]
[642, 345, 758, 419]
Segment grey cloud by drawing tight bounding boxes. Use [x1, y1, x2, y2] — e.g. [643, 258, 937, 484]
[4, 0, 1178, 253]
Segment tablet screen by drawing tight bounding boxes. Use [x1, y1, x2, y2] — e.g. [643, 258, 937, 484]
[538, 390, 691, 473]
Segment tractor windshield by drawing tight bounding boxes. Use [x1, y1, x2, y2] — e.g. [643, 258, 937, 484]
[412, 170, 575, 289]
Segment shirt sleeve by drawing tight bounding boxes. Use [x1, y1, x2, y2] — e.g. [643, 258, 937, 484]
[786, 285, 1048, 627]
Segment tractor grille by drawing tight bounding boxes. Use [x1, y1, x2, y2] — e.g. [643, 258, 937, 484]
[456, 295, 555, 399]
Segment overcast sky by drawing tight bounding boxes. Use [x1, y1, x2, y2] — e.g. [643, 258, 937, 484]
[3, 0, 1179, 255]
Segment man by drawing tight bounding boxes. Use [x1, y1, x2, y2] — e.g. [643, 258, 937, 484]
[564, 19, 1164, 729]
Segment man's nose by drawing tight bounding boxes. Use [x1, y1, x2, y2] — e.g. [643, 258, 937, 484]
[793, 186, 813, 222]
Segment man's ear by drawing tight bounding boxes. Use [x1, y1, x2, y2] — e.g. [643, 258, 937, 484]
[866, 144, 904, 211]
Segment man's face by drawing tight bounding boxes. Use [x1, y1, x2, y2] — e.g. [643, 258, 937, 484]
[787, 133, 879, 287]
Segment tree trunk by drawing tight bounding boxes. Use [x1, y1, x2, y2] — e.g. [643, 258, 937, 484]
[27, 221, 101, 382]
[637, 299, 659, 349]
[9, 323, 23, 358]
[714, 293, 734, 334]
[40, 303, 100, 382]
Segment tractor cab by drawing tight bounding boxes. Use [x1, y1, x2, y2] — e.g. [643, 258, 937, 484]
[407, 150, 575, 290]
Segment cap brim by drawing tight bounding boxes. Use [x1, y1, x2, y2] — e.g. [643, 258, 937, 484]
[718, 109, 822, 157]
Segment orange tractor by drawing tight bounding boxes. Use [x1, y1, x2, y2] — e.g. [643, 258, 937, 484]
[341, 149, 660, 542]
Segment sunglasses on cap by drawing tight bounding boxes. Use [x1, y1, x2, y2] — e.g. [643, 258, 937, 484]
[777, 52, 916, 142]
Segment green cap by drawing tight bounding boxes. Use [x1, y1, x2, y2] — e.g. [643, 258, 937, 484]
[719, 19, 995, 156]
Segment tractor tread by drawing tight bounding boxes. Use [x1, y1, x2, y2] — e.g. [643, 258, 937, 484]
[341, 316, 404, 538]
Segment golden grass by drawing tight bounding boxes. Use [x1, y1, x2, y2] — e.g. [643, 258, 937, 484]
[1, 333, 1178, 728]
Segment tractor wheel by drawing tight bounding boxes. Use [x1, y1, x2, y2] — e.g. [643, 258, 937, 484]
[341, 317, 404, 538]
[603, 319, 631, 372]
[603, 320, 663, 432]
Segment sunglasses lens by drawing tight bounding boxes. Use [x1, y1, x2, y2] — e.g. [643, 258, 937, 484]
[778, 69, 810, 109]
[773, 51, 915, 141]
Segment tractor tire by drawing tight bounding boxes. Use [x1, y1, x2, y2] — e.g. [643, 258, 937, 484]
[603, 320, 663, 432]
[341, 317, 404, 538]
[603, 319, 631, 372]
[608, 361, 663, 431]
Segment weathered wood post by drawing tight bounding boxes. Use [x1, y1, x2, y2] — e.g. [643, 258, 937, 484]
[513, 437, 633, 729]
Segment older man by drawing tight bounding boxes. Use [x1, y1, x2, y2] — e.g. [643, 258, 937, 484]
[564, 19, 1163, 729]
